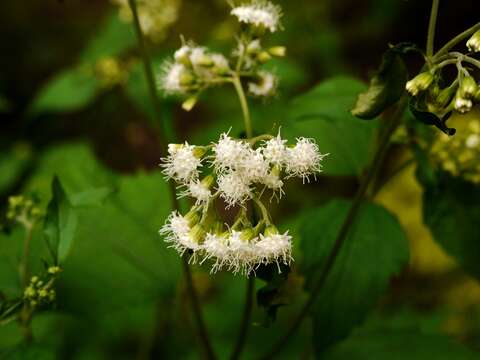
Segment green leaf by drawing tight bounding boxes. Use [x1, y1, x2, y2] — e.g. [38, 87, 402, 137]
[29, 66, 98, 115]
[79, 12, 136, 63]
[43, 177, 78, 264]
[70, 187, 114, 208]
[420, 171, 480, 279]
[300, 199, 409, 353]
[285, 77, 377, 176]
[351, 46, 408, 119]
[409, 99, 456, 136]
[321, 330, 477, 360]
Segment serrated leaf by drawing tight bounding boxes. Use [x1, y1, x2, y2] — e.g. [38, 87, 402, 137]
[43, 177, 78, 265]
[29, 66, 98, 115]
[284, 77, 377, 176]
[300, 200, 409, 353]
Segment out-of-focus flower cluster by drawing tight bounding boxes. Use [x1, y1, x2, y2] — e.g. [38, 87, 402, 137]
[406, 30, 480, 119]
[6, 195, 42, 228]
[111, 0, 181, 43]
[23, 266, 62, 309]
[159, 132, 327, 276]
[431, 116, 480, 183]
[158, 0, 286, 101]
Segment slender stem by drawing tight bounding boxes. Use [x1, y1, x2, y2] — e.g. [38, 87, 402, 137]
[229, 71, 255, 360]
[127, 1, 216, 358]
[230, 276, 255, 360]
[182, 258, 216, 360]
[19, 224, 33, 287]
[433, 22, 480, 60]
[232, 75, 253, 138]
[426, 0, 440, 58]
[259, 99, 407, 360]
[127, 0, 167, 151]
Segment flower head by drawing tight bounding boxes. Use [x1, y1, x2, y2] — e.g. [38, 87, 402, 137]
[466, 30, 480, 52]
[158, 62, 193, 95]
[241, 148, 269, 182]
[212, 133, 251, 172]
[161, 143, 203, 183]
[179, 178, 213, 205]
[286, 138, 326, 182]
[248, 71, 277, 97]
[227, 230, 258, 275]
[201, 232, 231, 272]
[231, 0, 283, 33]
[256, 229, 292, 271]
[217, 172, 252, 207]
[262, 132, 288, 166]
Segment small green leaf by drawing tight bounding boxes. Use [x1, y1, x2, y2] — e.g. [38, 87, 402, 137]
[321, 330, 477, 360]
[29, 66, 98, 115]
[284, 77, 378, 176]
[43, 177, 78, 264]
[300, 200, 409, 353]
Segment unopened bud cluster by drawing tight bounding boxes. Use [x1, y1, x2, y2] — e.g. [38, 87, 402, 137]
[158, 0, 286, 102]
[111, 0, 181, 43]
[23, 266, 62, 308]
[160, 132, 327, 276]
[431, 116, 480, 183]
[406, 31, 480, 120]
[6, 195, 42, 228]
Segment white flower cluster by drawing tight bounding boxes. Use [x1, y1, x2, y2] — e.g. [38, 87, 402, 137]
[161, 211, 292, 275]
[159, 43, 231, 95]
[231, 0, 283, 33]
[159, 131, 327, 276]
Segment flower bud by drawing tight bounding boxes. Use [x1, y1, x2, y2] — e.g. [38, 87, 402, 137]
[268, 46, 286, 57]
[454, 96, 472, 114]
[466, 30, 480, 52]
[174, 46, 191, 66]
[435, 85, 457, 108]
[246, 40, 262, 55]
[185, 209, 201, 227]
[48, 266, 62, 275]
[189, 224, 206, 243]
[459, 76, 477, 99]
[192, 146, 206, 159]
[263, 225, 279, 237]
[257, 51, 272, 63]
[201, 174, 215, 189]
[179, 72, 195, 86]
[405, 72, 434, 96]
[240, 227, 256, 242]
[182, 96, 198, 111]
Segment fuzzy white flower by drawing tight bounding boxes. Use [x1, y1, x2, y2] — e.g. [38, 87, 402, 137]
[159, 62, 190, 94]
[261, 170, 285, 200]
[228, 231, 258, 275]
[241, 148, 269, 182]
[248, 71, 277, 97]
[286, 138, 326, 182]
[201, 233, 231, 272]
[159, 211, 195, 255]
[231, 0, 282, 33]
[179, 179, 212, 205]
[262, 132, 288, 165]
[174, 45, 191, 63]
[161, 143, 202, 183]
[212, 133, 250, 172]
[218, 172, 252, 207]
[455, 97, 473, 113]
[256, 231, 292, 270]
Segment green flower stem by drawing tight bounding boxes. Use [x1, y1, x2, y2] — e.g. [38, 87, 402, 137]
[433, 22, 480, 61]
[426, 0, 440, 58]
[18, 223, 34, 343]
[232, 75, 254, 139]
[127, 1, 216, 359]
[259, 99, 407, 360]
[229, 72, 256, 360]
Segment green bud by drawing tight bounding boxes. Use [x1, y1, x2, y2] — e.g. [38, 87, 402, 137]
[192, 146, 206, 159]
[240, 228, 256, 242]
[24, 286, 36, 298]
[179, 72, 195, 86]
[195, 54, 214, 67]
[182, 96, 198, 111]
[268, 46, 286, 57]
[257, 51, 272, 63]
[31, 276, 39, 283]
[466, 29, 480, 52]
[189, 224, 206, 243]
[264, 225, 279, 237]
[48, 266, 62, 275]
[211, 221, 225, 235]
[435, 85, 457, 108]
[246, 40, 262, 55]
[459, 76, 477, 99]
[201, 175, 215, 189]
[406, 72, 434, 96]
[185, 209, 201, 227]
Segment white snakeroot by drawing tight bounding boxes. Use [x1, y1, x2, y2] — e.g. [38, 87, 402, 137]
[161, 143, 202, 183]
[159, 62, 189, 94]
[217, 172, 252, 207]
[261, 170, 285, 199]
[263, 132, 288, 165]
[256, 231, 292, 270]
[286, 138, 325, 182]
[228, 231, 258, 275]
[174, 45, 191, 63]
[248, 71, 277, 97]
[179, 179, 212, 205]
[159, 212, 192, 254]
[231, 0, 282, 33]
[201, 233, 230, 272]
[241, 148, 269, 182]
[455, 97, 472, 114]
[212, 133, 250, 172]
